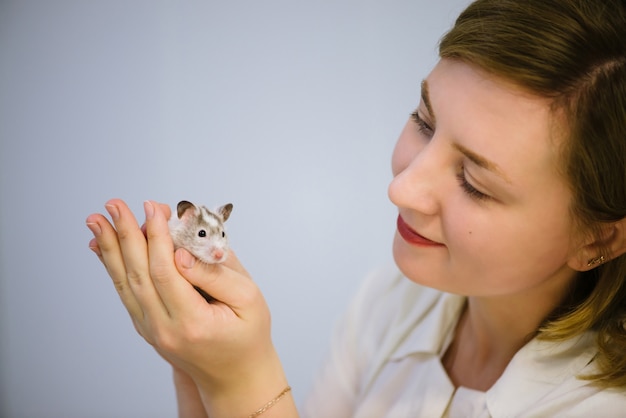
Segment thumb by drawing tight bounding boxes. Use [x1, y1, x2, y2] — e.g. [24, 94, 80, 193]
[176, 248, 199, 270]
[174, 248, 258, 309]
[222, 249, 251, 277]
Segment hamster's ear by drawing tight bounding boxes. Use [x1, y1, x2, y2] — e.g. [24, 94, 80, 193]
[219, 203, 233, 222]
[176, 200, 196, 220]
[568, 218, 626, 271]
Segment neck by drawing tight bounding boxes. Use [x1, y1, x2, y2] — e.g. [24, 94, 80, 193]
[463, 296, 542, 360]
[443, 269, 578, 390]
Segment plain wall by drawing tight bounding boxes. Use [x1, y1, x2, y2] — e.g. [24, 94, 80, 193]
[0, 1, 470, 416]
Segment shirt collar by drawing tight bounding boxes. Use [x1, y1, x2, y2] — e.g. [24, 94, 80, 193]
[486, 331, 598, 415]
[387, 280, 599, 399]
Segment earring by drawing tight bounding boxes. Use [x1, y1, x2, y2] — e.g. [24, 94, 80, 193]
[587, 255, 605, 267]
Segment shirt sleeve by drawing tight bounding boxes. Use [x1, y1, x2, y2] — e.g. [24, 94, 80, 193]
[300, 264, 403, 418]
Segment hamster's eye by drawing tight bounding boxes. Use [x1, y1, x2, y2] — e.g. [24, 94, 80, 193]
[198, 230, 206, 238]
[222, 231, 225, 238]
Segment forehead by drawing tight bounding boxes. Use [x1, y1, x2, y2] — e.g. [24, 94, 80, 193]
[425, 59, 566, 193]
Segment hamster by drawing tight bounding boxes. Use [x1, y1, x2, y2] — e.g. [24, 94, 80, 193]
[168, 200, 233, 264]
[168, 200, 233, 302]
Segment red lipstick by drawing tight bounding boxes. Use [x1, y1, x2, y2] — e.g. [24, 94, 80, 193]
[396, 215, 444, 247]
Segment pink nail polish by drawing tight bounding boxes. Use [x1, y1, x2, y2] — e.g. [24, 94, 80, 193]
[105, 204, 120, 221]
[89, 245, 102, 256]
[86, 222, 101, 236]
[87, 222, 102, 236]
[144, 201, 155, 219]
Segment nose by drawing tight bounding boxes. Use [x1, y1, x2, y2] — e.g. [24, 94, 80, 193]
[211, 248, 224, 260]
[388, 139, 445, 216]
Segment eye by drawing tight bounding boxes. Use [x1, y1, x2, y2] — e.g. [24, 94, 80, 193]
[198, 230, 206, 238]
[222, 231, 225, 238]
[411, 110, 434, 138]
[456, 169, 490, 201]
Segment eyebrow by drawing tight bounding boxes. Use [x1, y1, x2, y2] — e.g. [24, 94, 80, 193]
[454, 143, 512, 183]
[421, 79, 511, 184]
[420, 80, 436, 123]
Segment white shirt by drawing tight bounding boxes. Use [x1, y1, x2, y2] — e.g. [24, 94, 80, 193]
[302, 265, 626, 417]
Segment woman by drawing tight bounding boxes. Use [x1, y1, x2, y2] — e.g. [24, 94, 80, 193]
[86, 0, 626, 416]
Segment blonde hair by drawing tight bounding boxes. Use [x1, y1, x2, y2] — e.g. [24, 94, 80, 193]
[439, 0, 626, 387]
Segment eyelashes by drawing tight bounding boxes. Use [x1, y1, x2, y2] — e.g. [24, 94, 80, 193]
[410, 110, 491, 202]
[411, 110, 433, 137]
[456, 171, 489, 200]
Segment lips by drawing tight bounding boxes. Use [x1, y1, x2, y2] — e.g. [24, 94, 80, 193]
[396, 215, 444, 247]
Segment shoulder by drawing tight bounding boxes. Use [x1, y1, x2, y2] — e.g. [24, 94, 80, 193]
[340, 265, 465, 378]
[344, 264, 451, 343]
[348, 264, 447, 321]
[518, 380, 626, 417]
[488, 333, 626, 417]
[302, 265, 464, 417]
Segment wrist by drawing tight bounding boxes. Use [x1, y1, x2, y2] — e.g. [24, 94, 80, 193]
[172, 367, 209, 418]
[194, 347, 298, 418]
[247, 385, 292, 418]
[173, 366, 196, 388]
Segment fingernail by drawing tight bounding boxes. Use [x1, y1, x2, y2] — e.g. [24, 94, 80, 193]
[144, 201, 155, 219]
[86, 222, 101, 236]
[179, 250, 196, 269]
[89, 244, 102, 256]
[105, 204, 119, 221]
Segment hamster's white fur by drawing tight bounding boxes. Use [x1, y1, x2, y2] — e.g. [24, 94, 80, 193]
[168, 200, 233, 264]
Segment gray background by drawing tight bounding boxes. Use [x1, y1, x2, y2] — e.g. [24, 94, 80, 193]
[0, 0, 469, 416]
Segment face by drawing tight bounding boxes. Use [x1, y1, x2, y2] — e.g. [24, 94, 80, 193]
[389, 59, 582, 300]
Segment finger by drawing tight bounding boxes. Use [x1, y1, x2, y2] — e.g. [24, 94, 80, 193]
[88, 236, 102, 257]
[175, 248, 262, 315]
[105, 199, 166, 317]
[140, 202, 171, 238]
[86, 212, 143, 319]
[143, 201, 197, 310]
[159, 202, 172, 220]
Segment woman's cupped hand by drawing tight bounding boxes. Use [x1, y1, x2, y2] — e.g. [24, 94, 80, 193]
[85, 199, 291, 416]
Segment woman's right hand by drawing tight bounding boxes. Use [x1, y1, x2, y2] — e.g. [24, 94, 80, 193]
[86, 199, 297, 417]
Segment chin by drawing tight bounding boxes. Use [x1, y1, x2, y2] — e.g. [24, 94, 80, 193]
[393, 234, 428, 284]
[392, 233, 457, 294]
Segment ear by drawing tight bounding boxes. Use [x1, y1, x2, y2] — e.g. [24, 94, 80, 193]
[568, 218, 626, 271]
[176, 200, 197, 220]
[219, 203, 233, 222]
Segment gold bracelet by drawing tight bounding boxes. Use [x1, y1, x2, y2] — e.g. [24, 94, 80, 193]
[247, 386, 292, 418]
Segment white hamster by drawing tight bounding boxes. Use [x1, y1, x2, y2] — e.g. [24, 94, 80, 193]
[168, 200, 233, 302]
[168, 200, 233, 264]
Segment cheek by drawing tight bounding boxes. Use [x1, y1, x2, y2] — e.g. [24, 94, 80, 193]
[445, 209, 529, 262]
[446, 207, 574, 291]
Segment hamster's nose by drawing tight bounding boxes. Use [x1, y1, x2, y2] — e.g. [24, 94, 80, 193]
[211, 249, 224, 260]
